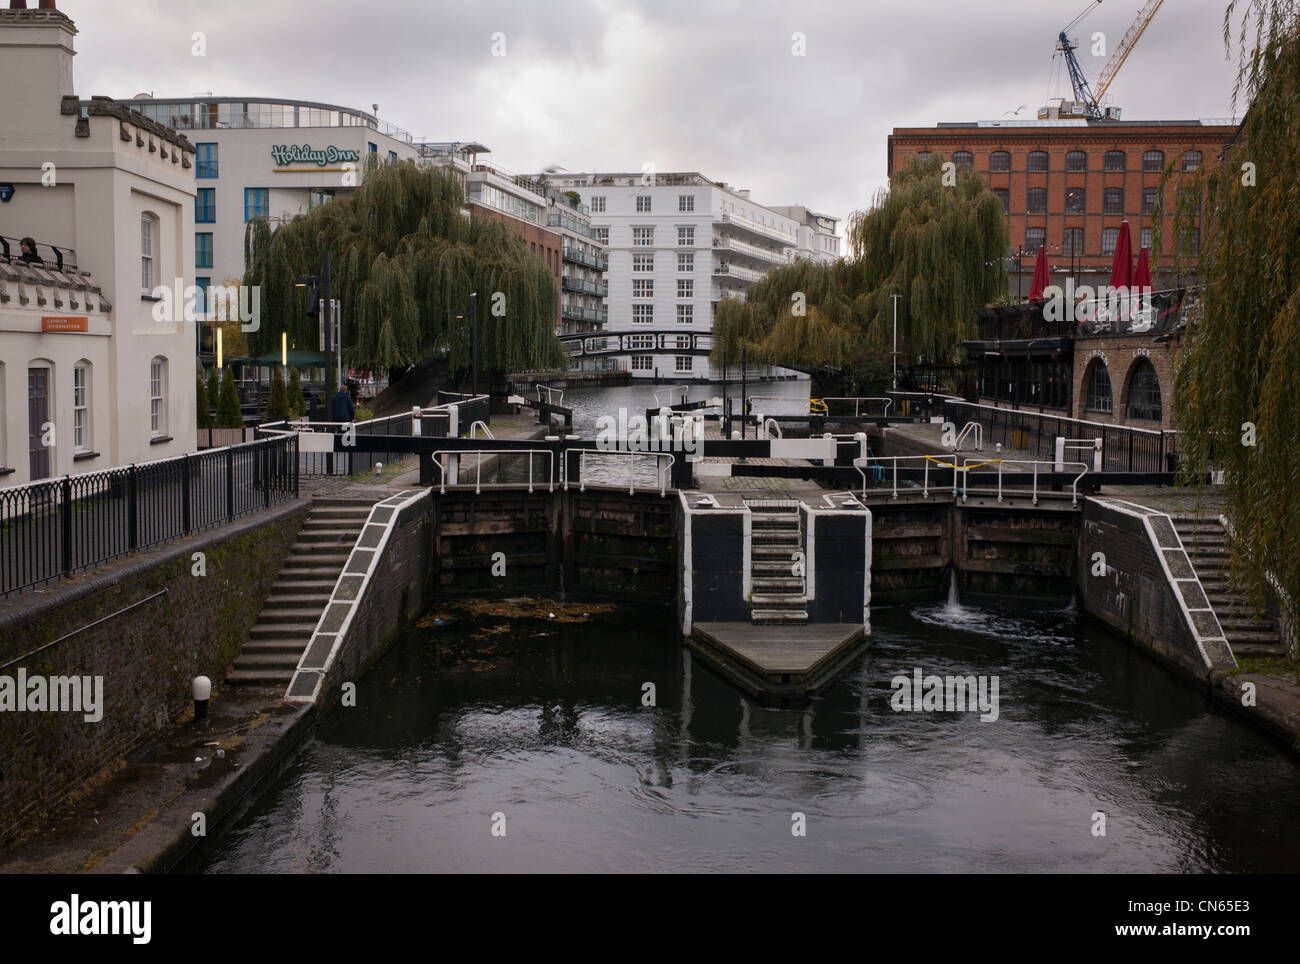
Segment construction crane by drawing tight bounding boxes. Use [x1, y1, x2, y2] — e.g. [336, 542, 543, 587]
[1048, 0, 1165, 120]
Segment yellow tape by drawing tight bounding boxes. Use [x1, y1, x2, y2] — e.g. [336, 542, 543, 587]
[925, 456, 1003, 470]
[808, 398, 828, 415]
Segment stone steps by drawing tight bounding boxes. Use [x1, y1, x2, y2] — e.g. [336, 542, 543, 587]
[227, 500, 372, 686]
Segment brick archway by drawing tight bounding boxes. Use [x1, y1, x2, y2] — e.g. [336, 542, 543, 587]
[1119, 356, 1164, 425]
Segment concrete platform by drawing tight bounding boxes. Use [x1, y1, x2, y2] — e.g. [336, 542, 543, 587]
[688, 621, 869, 701]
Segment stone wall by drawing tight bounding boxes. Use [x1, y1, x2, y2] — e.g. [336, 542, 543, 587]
[0, 499, 308, 844]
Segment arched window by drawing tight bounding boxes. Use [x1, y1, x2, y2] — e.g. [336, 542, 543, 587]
[1142, 149, 1165, 172]
[1027, 150, 1049, 172]
[915, 150, 931, 162]
[1103, 187, 1124, 214]
[1103, 150, 1126, 171]
[1126, 359, 1162, 421]
[952, 150, 974, 169]
[149, 356, 168, 438]
[989, 151, 1011, 172]
[73, 360, 92, 453]
[1086, 361, 1113, 413]
[1066, 150, 1087, 172]
[1064, 187, 1086, 213]
[1182, 150, 1202, 172]
[140, 213, 158, 294]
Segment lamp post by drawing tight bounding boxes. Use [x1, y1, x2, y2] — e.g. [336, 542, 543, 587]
[468, 291, 480, 396]
[890, 293, 902, 391]
[294, 250, 331, 410]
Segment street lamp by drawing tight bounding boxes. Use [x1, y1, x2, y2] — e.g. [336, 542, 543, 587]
[294, 251, 335, 408]
[890, 293, 902, 391]
[468, 291, 480, 395]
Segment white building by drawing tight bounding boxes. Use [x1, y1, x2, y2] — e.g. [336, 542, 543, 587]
[114, 96, 460, 354]
[0, 6, 196, 487]
[768, 205, 841, 264]
[554, 172, 827, 380]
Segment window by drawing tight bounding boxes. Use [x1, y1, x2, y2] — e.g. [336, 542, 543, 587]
[196, 143, 218, 178]
[73, 361, 90, 452]
[140, 214, 156, 293]
[1103, 150, 1125, 171]
[993, 188, 1009, 215]
[1141, 227, 1152, 249]
[636, 195, 652, 212]
[591, 196, 606, 213]
[149, 357, 166, 437]
[677, 304, 694, 324]
[952, 151, 974, 169]
[679, 194, 694, 212]
[1026, 188, 1047, 214]
[1064, 187, 1086, 213]
[1063, 227, 1084, 255]
[195, 232, 213, 269]
[1126, 359, 1162, 421]
[1027, 150, 1049, 172]
[1103, 187, 1124, 215]
[1102, 227, 1119, 255]
[368, 142, 377, 155]
[678, 253, 694, 272]
[633, 253, 654, 272]
[1066, 150, 1087, 172]
[677, 226, 694, 246]
[989, 151, 1011, 172]
[632, 226, 654, 246]
[632, 279, 653, 298]
[309, 188, 335, 209]
[628, 334, 654, 349]
[1026, 227, 1046, 251]
[915, 150, 931, 162]
[631, 355, 652, 371]
[1142, 187, 1159, 215]
[675, 356, 693, 372]
[1180, 187, 1202, 215]
[244, 187, 269, 222]
[195, 277, 210, 317]
[388, 150, 398, 163]
[1142, 150, 1164, 172]
[195, 188, 215, 223]
[1086, 362, 1113, 413]
[677, 279, 693, 298]
[1182, 150, 1202, 172]
[675, 335, 691, 349]
[632, 304, 654, 324]
[593, 226, 609, 244]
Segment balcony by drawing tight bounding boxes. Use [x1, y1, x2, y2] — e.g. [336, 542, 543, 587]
[562, 246, 609, 271]
[717, 209, 796, 246]
[561, 276, 608, 297]
[547, 212, 601, 241]
[712, 262, 767, 283]
[713, 236, 788, 264]
[562, 304, 608, 324]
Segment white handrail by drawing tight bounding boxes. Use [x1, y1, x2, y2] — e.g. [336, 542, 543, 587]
[468, 420, 494, 440]
[851, 454, 1088, 504]
[820, 396, 893, 418]
[563, 449, 674, 497]
[958, 456, 1089, 506]
[950, 421, 982, 451]
[431, 448, 554, 495]
[763, 417, 782, 439]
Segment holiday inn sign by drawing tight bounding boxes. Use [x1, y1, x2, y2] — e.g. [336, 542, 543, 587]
[271, 144, 362, 167]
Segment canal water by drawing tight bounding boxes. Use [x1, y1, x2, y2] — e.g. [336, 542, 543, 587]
[202, 596, 1300, 873]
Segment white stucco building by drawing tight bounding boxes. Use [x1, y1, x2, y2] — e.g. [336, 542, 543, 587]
[553, 172, 835, 380]
[0, 6, 196, 487]
[768, 205, 842, 264]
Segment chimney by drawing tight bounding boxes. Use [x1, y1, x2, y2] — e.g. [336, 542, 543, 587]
[0, 0, 77, 127]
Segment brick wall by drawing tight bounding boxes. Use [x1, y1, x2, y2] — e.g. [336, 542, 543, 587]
[1072, 332, 1180, 431]
[0, 499, 308, 845]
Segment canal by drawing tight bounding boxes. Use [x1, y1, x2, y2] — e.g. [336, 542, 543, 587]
[201, 595, 1300, 873]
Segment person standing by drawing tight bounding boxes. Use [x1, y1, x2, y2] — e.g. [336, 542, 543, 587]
[331, 386, 355, 422]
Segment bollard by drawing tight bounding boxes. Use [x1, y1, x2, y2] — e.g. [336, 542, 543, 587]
[192, 676, 211, 729]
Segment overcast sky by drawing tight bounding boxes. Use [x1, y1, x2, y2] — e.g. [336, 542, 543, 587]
[68, 0, 1241, 234]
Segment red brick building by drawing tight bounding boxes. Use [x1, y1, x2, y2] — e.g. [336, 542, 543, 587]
[887, 119, 1237, 295]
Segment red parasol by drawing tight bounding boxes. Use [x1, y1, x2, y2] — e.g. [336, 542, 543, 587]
[1109, 220, 1133, 291]
[1027, 245, 1050, 303]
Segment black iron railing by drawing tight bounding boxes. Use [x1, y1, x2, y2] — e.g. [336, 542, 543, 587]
[0, 234, 78, 273]
[941, 399, 1177, 473]
[0, 434, 299, 597]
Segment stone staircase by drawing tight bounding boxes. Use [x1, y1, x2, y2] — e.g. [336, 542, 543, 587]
[747, 501, 808, 624]
[226, 500, 372, 687]
[1171, 514, 1283, 659]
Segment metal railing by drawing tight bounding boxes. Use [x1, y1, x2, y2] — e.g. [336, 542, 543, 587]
[942, 399, 1176, 473]
[822, 397, 893, 418]
[852, 453, 1088, 505]
[0, 434, 298, 596]
[432, 449, 555, 495]
[952, 421, 983, 451]
[564, 449, 674, 497]
[258, 405, 453, 476]
[0, 234, 78, 273]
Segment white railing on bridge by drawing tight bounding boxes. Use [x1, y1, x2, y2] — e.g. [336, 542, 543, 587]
[853, 454, 1089, 505]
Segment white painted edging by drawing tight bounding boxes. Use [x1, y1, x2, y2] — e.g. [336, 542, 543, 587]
[1090, 497, 1234, 671]
[801, 494, 873, 635]
[285, 488, 430, 704]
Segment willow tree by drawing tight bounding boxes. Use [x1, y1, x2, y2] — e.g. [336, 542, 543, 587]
[712, 156, 1006, 375]
[1167, 0, 1300, 648]
[243, 162, 566, 377]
